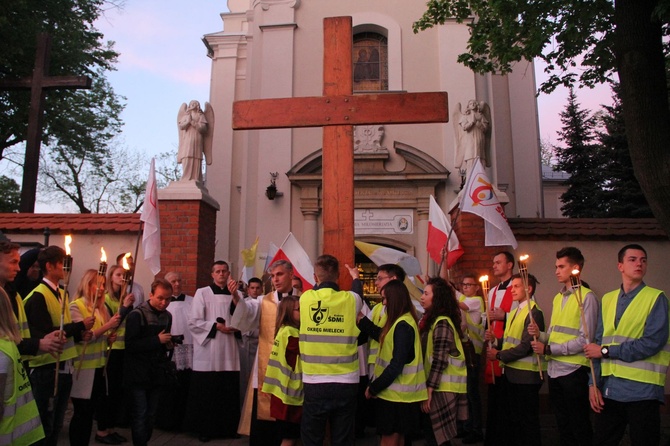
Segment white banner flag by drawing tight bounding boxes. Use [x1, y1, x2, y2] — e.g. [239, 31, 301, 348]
[140, 158, 161, 275]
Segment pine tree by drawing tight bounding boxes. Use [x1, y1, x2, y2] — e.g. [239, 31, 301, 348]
[598, 85, 653, 217]
[554, 89, 608, 217]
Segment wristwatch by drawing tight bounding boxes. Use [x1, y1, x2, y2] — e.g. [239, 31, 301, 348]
[544, 344, 552, 356]
[601, 345, 610, 359]
[495, 352, 501, 361]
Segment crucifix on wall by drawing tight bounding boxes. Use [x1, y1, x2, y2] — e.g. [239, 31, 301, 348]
[0, 33, 92, 213]
[233, 16, 448, 286]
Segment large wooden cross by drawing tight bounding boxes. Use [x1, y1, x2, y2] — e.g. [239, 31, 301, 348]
[0, 33, 92, 213]
[233, 16, 448, 286]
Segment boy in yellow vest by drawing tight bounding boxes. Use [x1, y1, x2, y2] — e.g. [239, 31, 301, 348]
[584, 244, 668, 445]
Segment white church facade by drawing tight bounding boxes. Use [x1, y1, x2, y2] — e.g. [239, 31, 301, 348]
[199, 0, 543, 273]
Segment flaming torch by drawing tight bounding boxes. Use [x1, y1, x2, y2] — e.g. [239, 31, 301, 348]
[120, 253, 131, 299]
[570, 268, 597, 387]
[518, 254, 543, 379]
[480, 275, 496, 384]
[54, 235, 73, 397]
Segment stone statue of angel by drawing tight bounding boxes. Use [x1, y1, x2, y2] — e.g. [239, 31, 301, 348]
[177, 100, 215, 182]
[453, 100, 491, 169]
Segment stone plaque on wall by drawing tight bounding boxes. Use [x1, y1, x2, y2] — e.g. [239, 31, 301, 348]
[355, 209, 413, 235]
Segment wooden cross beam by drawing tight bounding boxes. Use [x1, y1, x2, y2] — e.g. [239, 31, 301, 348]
[233, 16, 448, 286]
[0, 33, 92, 213]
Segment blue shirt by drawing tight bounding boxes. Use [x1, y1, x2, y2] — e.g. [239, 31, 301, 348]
[593, 282, 669, 403]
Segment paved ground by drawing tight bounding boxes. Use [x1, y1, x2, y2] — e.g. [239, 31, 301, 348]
[57, 406, 670, 445]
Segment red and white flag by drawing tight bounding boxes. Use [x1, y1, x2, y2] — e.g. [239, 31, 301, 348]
[270, 233, 315, 290]
[141, 158, 161, 275]
[427, 195, 464, 267]
[461, 159, 518, 248]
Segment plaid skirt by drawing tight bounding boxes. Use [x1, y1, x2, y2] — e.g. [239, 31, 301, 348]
[428, 390, 468, 445]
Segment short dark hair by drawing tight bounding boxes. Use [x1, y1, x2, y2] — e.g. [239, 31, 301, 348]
[248, 277, 262, 286]
[378, 264, 406, 282]
[0, 241, 19, 255]
[495, 251, 515, 269]
[618, 244, 647, 263]
[151, 278, 173, 295]
[461, 272, 478, 282]
[511, 273, 539, 295]
[314, 254, 339, 283]
[556, 246, 585, 270]
[38, 246, 66, 273]
[211, 260, 229, 272]
[116, 253, 133, 264]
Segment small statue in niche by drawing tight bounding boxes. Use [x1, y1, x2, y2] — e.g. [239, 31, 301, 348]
[177, 100, 215, 182]
[453, 100, 491, 169]
[354, 125, 386, 153]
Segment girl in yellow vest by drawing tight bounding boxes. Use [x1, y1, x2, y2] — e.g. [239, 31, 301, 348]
[68, 270, 121, 446]
[358, 279, 427, 446]
[419, 277, 468, 446]
[0, 287, 44, 446]
[103, 265, 135, 442]
[261, 295, 303, 446]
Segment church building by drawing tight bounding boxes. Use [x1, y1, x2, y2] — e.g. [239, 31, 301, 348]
[198, 0, 542, 277]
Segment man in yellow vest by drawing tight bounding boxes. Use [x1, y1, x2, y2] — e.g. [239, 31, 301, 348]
[528, 246, 598, 446]
[486, 273, 545, 445]
[584, 244, 669, 445]
[24, 246, 94, 446]
[299, 254, 364, 446]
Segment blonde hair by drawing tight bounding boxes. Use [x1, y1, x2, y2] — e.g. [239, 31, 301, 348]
[75, 269, 109, 321]
[0, 288, 22, 343]
[274, 295, 300, 338]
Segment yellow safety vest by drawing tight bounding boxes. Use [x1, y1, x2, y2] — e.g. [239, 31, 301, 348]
[601, 286, 670, 386]
[367, 303, 387, 366]
[13, 293, 30, 340]
[262, 325, 303, 406]
[424, 316, 467, 393]
[459, 294, 485, 354]
[105, 294, 126, 350]
[71, 299, 106, 369]
[502, 301, 546, 373]
[374, 313, 427, 403]
[0, 338, 45, 446]
[299, 288, 360, 376]
[547, 287, 591, 367]
[24, 283, 78, 367]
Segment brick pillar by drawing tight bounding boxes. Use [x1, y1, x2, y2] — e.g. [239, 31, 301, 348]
[449, 207, 506, 282]
[157, 184, 219, 296]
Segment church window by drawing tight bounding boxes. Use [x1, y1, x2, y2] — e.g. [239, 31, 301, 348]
[353, 32, 388, 91]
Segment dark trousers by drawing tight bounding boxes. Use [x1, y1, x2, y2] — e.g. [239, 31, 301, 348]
[30, 365, 72, 446]
[129, 386, 162, 446]
[70, 367, 112, 446]
[464, 359, 483, 434]
[548, 367, 592, 446]
[594, 398, 660, 446]
[249, 388, 281, 446]
[507, 380, 542, 446]
[484, 378, 510, 446]
[301, 382, 358, 446]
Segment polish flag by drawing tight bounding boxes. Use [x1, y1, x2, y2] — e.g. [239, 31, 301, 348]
[427, 195, 464, 267]
[270, 233, 315, 290]
[461, 159, 518, 248]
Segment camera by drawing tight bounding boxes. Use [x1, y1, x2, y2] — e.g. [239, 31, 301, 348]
[170, 334, 185, 345]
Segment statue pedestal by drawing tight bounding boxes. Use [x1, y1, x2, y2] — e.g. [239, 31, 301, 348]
[158, 181, 220, 295]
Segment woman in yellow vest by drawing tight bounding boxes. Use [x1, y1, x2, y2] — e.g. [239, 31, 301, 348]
[261, 295, 303, 446]
[418, 277, 468, 446]
[102, 265, 135, 442]
[68, 270, 121, 446]
[358, 279, 427, 446]
[0, 287, 44, 446]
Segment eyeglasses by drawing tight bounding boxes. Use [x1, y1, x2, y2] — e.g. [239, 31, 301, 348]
[461, 283, 477, 287]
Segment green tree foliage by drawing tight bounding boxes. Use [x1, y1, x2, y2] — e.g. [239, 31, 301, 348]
[415, 0, 670, 234]
[0, 176, 20, 212]
[554, 89, 607, 217]
[597, 86, 653, 218]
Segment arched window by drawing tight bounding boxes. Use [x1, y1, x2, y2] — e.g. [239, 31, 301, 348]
[353, 32, 388, 91]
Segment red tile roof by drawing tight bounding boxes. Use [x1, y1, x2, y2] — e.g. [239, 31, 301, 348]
[0, 213, 141, 234]
[509, 218, 667, 240]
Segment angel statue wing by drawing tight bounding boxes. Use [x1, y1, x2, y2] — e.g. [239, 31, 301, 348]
[203, 102, 215, 166]
[176, 102, 188, 164]
[452, 102, 466, 169]
[478, 101, 492, 167]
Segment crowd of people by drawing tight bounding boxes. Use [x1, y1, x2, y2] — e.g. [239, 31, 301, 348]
[0, 237, 667, 446]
